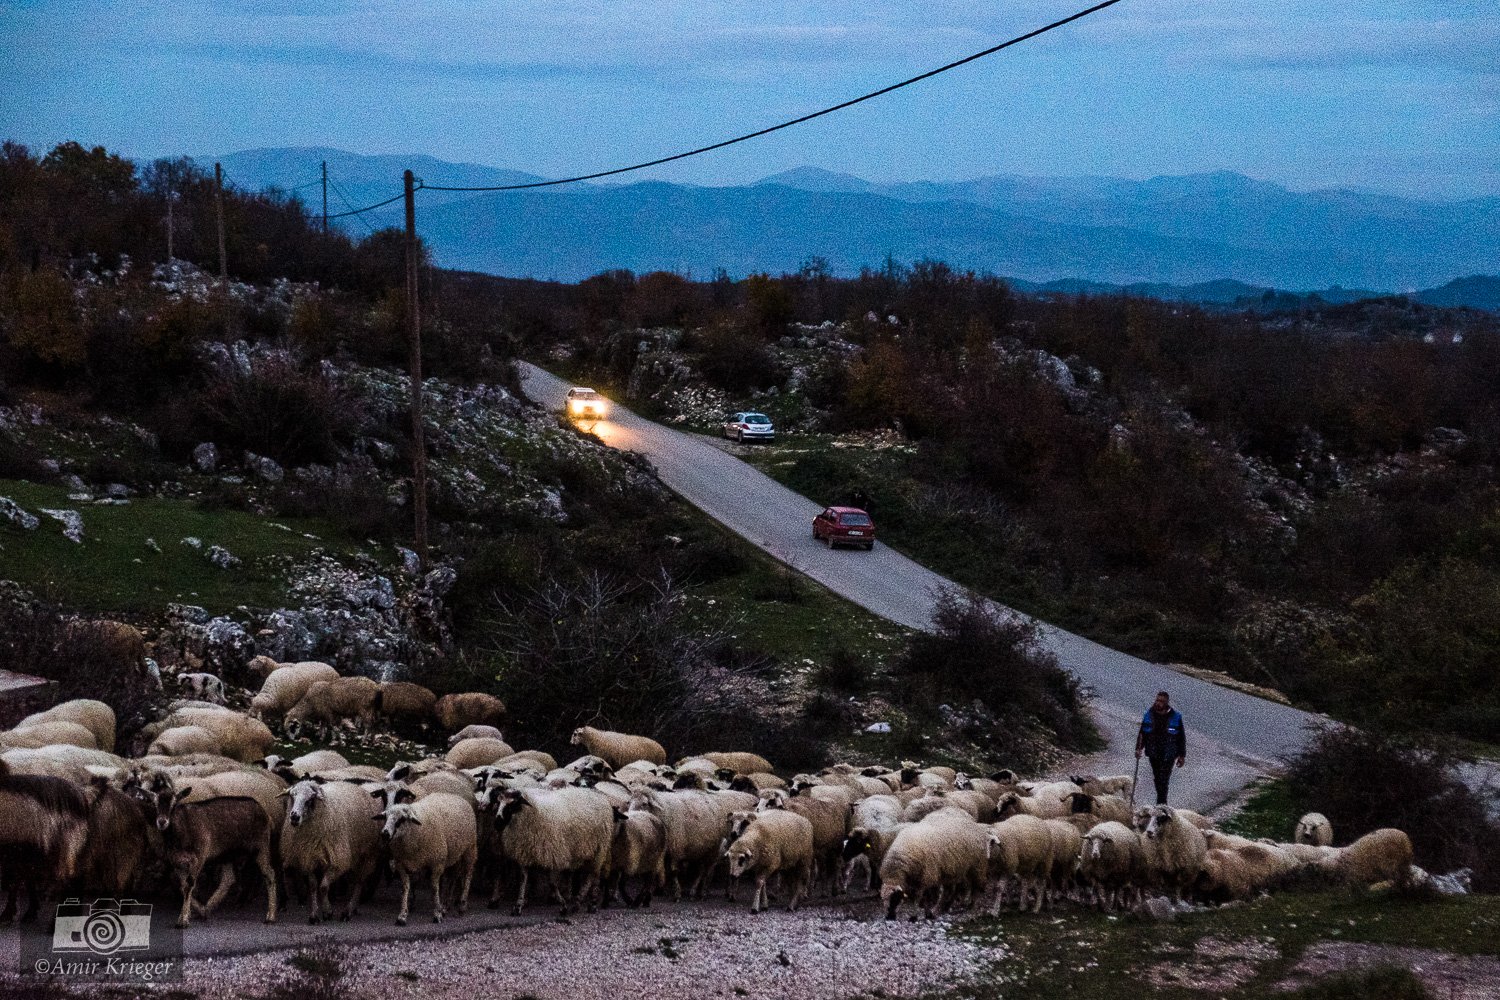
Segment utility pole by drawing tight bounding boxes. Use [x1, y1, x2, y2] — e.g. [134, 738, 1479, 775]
[404, 169, 430, 571]
[213, 162, 227, 280]
[321, 160, 328, 232]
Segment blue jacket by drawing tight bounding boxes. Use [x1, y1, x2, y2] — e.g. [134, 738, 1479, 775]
[1138, 708, 1186, 760]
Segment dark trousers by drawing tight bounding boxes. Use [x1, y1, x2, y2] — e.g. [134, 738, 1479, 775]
[1148, 754, 1176, 804]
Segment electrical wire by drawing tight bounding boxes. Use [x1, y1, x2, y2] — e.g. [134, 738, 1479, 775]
[422, 0, 1124, 193]
[327, 0, 1124, 215]
[329, 178, 381, 234]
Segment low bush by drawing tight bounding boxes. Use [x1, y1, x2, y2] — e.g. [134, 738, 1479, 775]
[478, 570, 807, 762]
[1281, 726, 1500, 892]
[891, 590, 1096, 756]
[190, 352, 363, 467]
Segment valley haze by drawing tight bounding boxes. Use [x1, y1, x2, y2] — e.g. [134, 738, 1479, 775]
[215, 147, 1500, 302]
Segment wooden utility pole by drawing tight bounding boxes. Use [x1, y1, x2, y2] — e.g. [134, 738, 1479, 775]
[213, 162, 227, 279]
[321, 160, 328, 232]
[404, 169, 430, 571]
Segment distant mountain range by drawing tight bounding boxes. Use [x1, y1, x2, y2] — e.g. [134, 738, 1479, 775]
[213, 148, 1500, 309]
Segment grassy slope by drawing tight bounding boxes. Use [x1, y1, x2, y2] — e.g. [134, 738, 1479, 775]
[0, 478, 349, 614]
[940, 890, 1500, 1000]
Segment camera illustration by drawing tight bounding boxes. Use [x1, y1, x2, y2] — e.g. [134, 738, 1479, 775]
[51, 899, 153, 956]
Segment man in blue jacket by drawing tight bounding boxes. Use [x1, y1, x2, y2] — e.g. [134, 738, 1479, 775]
[1135, 690, 1186, 804]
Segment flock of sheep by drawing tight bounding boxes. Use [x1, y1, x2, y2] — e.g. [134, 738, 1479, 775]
[0, 655, 1418, 933]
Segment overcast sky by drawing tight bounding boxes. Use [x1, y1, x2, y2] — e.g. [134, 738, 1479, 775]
[3, 1, 1497, 199]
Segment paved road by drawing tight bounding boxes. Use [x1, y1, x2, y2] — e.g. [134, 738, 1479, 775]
[521, 363, 1326, 812]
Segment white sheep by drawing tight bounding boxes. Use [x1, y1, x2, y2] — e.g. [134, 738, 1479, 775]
[147, 725, 222, 758]
[447, 724, 504, 747]
[481, 785, 614, 915]
[17, 700, 116, 752]
[1294, 812, 1333, 847]
[607, 805, 667, 908]
[757, 787, 849, 896]
[445, 736, 516, 770]
[284, 676, 381, 738]
[880, 807, 990, 920]
[570, 726, 666, 770]
[1323, 827, 1414, 888]
[727, 809, 816, 914]
[250, 662, 339, 718]
[155, 707, 274, 763]
[1079, 820, 1146, 912]
[986, 814, 1058, 913]
[280, 779, 385, 923]
[3, 720, 98, 750]
[1139, 805, 1209, 901]
[377, 791, 479, 925]
[697, 751, 775, 776]
[1195, 842, 1301, 901]
[630, 787, 728, 901]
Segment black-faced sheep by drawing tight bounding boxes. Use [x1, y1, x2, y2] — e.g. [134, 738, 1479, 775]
[377, 791, 479, 925]
[570, 726, 666, 770]
[482, 785, 614, 915]
[607, 805, 667, 908]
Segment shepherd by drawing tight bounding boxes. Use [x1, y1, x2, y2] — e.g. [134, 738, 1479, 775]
[1134, 690, 1186, 805]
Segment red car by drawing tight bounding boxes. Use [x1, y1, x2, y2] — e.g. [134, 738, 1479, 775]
[813, 506, 876, 550]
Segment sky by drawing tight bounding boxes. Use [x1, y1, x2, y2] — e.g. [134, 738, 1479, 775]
[2, 1, 1497, 200]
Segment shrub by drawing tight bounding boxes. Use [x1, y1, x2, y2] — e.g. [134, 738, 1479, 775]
[693, 323, 780, 393]
[1281, 726, 1500, 892]
[191, 352, 362, 466]
[479, 570, 794, 760]
[0, 594, 156, 741]
[813, 647, 868, 693]
[892, 590, 1096, 754]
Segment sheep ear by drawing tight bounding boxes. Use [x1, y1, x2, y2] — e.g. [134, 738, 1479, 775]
[395, 788, 416, 804]
[408, 816, 421, 825]
[389, 764, 411, 781]
[369, 788, 384, 799]
[175, 786, 193, 801]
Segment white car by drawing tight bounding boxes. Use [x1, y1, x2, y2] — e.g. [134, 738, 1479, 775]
[722, 411, 775, 442]
[565, 387, 608, 419]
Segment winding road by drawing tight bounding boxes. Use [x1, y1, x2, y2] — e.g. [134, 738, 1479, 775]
[520, 362, 1324, 812]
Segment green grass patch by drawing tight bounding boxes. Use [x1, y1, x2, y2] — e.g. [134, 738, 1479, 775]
[0, 477, 355, 614]
[948, 889, 1500, 1000]
[1222, 778, 1303, 841]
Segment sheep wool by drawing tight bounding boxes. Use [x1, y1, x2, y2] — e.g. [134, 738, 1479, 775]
[571, 726, 667, 770]
[727, 810, 815, 914]
[379, 791, 479, 925]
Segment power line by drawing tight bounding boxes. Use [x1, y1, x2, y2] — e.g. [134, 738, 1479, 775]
[327, 188, 407, 219]
[329, 178, 380, 234]
[323, 0, 1123, 217]
[422, 0, 1124, 193]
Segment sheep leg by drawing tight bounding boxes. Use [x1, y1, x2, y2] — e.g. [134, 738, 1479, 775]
[257, 848, 278, 925]
[456, 855, 474, 916]
[922, 885, 943, 921]
[1031, 878, 1045, 913]
[390, 870, 411, 926]
[431, 867, 446, 923]
[578, 867, 601, 914]
[787, 864, 808, 912]
[511, 867, 529, 916]
[751, 876, 767, 914]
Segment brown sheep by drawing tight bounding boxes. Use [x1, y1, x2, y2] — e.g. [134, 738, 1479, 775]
[433, 693, 507, 733]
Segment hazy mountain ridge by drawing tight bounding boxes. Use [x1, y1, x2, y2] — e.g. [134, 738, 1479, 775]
[212, 148, 1500, 305]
